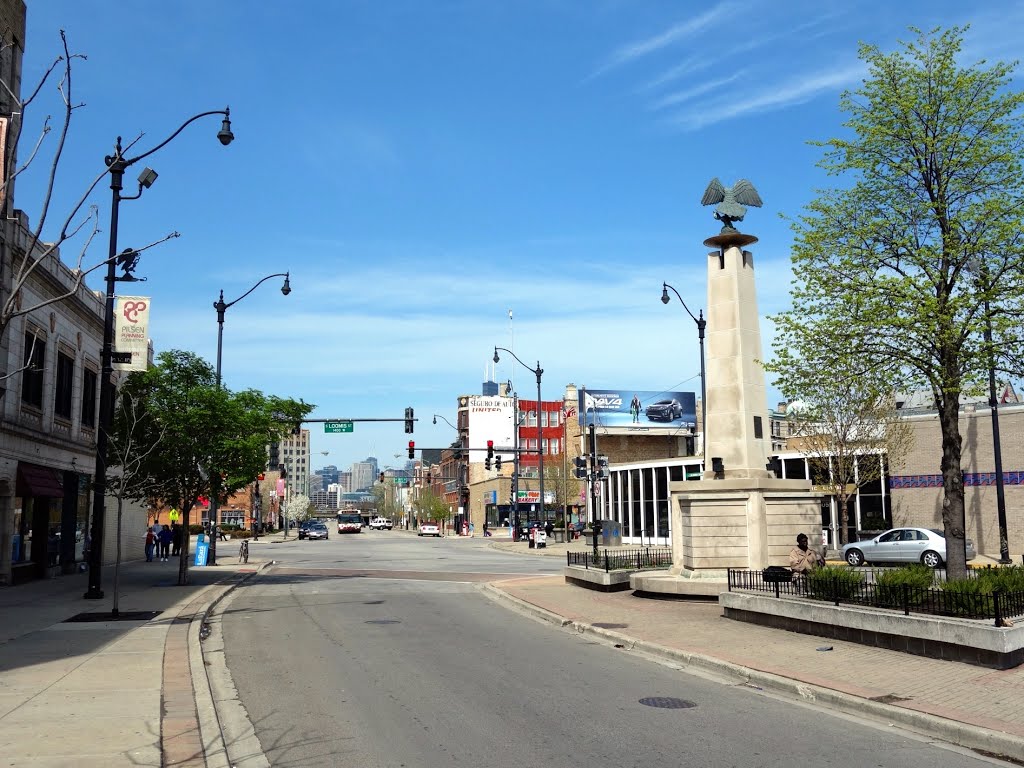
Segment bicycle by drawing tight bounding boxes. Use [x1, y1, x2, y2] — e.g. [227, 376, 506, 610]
[238, 538, 249, 564]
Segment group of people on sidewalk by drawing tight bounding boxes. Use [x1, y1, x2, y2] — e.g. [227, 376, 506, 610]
[145, 522, 183, 562]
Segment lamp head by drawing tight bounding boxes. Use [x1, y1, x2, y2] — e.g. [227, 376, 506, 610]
[217, 107, 234, 146]
[493, 348, 500, 364]
[137, 167, 158, 188]
[280, 273, 291, 296]
[432, 416, 437, 425]
[661, 283, 670, 304]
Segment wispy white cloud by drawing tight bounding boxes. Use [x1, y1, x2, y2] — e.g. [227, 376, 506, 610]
[649, 72, 745, 111]
[589, 3, 737, 79]
[669, 62, 864, 130]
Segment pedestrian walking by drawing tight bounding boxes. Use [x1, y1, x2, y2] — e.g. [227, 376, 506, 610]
[170, 523, 182, 556]
[144, 529, 155, 562]
[158, 525, 172, 561]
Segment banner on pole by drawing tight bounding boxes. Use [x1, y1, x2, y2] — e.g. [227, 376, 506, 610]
[113, 296, 151, 371]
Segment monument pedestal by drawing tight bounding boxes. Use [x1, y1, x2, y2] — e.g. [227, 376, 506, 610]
[632, 470, 822, 597]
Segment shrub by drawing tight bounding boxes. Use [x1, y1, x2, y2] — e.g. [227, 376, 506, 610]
[188, 524, 205, 535]
[859, 515, 888, 531]
[806, 565, 863, 600]
[230, 529, 253, 539]
[874, 564, 934, 606]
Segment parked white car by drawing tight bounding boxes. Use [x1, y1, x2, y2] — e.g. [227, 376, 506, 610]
[417, 521, 440, 537]
[369, 517, 393, 530]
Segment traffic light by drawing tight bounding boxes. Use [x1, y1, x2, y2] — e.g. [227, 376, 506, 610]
[597, 455, 610, 479]
[485, 440, 494, 470]
[291, 423, 301, 436]
[379, 472, 385, 483]
[495, 455, 502, 471]
[574, 455, 588, 479]
[408, 440, 415, 459]
[257, 473, 265, 482]
[405, 407, 414, 434]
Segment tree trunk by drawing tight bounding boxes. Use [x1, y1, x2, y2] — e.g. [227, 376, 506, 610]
[837, 491, 850, 546]
[938, 396, 968, 580]
[177, 507, 191, 586]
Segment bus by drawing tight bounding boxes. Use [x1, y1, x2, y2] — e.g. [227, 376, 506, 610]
[337, 510, 363, 534]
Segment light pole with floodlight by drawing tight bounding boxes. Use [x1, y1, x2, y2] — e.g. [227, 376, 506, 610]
[85, 108, 234, 601]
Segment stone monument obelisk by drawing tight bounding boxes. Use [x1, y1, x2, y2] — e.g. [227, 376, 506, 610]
[632, 179, 822, 597]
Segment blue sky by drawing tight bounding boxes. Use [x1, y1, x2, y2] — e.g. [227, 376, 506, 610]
[18, 1, 1024, 475]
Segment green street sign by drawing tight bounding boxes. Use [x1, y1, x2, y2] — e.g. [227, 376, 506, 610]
[324, 421, 354, 433]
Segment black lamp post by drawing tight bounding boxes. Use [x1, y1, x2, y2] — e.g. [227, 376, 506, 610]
[85, 108, 234, 601]
[207, 272, 290, 565]
[661, 282, 707, 460]
[972, 262, 1011, 564]
[493, 347, 543, 535]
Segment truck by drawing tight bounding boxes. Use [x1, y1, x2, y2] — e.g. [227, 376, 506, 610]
[368, 517, 393, 530]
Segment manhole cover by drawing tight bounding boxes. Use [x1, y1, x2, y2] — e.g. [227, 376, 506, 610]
[592, 622, 629, 629]
[364, 619, 401, 625]
[639, 697, 697, 709]
[64, 611, 162, 623]
[363, 600, 385, 605]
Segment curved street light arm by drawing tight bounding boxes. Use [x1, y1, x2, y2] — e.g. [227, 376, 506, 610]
[661, 282, 703, 329]
[493, 346, 543, 381]
[119, 108, 233, 169]
[432, 413, 459, 431]
[219, 272, 290, 313]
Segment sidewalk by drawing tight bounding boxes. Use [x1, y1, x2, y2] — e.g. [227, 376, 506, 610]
[0, 543, 266, 768]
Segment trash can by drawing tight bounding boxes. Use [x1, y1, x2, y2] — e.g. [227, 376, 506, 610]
[528, 528, 536, 548]
[599, 519, 621, 547]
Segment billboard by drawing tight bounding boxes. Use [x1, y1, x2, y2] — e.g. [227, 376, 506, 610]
[467, 395, 515, 460]
[579, 388, 697, 431]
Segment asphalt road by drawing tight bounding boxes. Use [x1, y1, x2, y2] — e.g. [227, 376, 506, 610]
[220, 531, 1007, 767]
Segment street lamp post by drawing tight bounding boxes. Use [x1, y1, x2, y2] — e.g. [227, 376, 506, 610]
[661, 282, 707, 460]
[85, 108, 234, 601]
[494, 347, 543, 536]
[208, 272, 291, 565]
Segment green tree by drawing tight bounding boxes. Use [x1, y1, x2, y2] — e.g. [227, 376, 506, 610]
[772, 27, 1024, 577]
[542, 456, 581, 526]
[770, 383, 913, 546]
[110, 350, 312, 584]
[413, 486, 450, 531]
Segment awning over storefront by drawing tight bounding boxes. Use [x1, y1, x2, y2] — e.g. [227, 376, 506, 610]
[16, 463, 64, 498]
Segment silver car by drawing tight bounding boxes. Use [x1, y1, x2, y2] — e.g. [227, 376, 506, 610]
[842, 527, 976, 568]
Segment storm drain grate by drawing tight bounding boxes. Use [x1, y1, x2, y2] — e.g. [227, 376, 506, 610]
[365, 619, 401, 625]
[64, 610, 162, 623]
[592, 622, 629, 629]
[639, 697, 697, 709]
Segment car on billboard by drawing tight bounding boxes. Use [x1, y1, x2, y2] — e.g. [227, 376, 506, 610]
[645, 399, 683, 421]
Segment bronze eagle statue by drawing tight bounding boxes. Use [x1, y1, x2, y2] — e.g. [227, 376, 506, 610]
[701, 178, 763, 233]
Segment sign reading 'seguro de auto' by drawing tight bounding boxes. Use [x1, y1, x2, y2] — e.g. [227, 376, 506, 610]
[113, 296, 151, 371]
[467, 396, 515, 461]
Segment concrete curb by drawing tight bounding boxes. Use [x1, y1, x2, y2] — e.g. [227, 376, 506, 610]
[187, 561, 274, 768]
[479, 583, 1024, 763]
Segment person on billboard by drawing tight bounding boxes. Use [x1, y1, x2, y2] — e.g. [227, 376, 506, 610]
[630, 394, 641, 423]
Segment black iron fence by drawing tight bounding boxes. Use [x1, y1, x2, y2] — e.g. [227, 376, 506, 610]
[567, 547, 673, 573]
[728, 568, 1024, 626]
